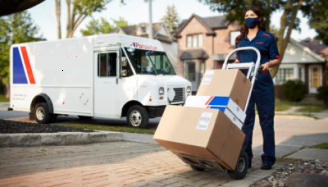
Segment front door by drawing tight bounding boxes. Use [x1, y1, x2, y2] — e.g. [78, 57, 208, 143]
[308, 65, 322, 94]
[94, 50, 121, 117]
[184, 60, 205, 92]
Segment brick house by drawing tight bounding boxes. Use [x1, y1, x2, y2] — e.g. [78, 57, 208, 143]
[175, 14, 240, 91]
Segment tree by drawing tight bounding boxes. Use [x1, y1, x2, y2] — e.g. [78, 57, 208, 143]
[112, 16, 129, 28]
[302, 0, 328, 45]
[162, 5, 179, 36]
[55, 0, 124, 39]
[0, 11, 42, 97]
[80, 17, 128, 36]
[198, 0, 304, 78]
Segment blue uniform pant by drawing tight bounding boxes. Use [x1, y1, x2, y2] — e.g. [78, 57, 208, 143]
[242, 84, 276, 166]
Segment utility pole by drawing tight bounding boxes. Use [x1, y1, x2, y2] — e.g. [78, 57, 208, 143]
[148, 0, 153, 39]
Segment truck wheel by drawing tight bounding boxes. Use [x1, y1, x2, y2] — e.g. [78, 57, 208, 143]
[35, 102, 52, 124]
[126, 105, 149, 128]
[227, 151, 249, 180]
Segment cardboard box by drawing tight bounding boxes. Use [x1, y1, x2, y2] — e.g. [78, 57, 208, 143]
[197, 69, 251, 110]
[185, 96, 246, 123]
[153, 105, 245, 170]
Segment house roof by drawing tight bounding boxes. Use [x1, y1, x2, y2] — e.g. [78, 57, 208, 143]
[176, 14, 228, 35]
[180, 49, 209, 60]
[300, 38, 328, 59]
[283, 38, 326, 63]
[112, 22, 172, 42]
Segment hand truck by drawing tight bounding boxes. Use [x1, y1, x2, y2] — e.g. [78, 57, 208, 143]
[178, 47, 262, 180]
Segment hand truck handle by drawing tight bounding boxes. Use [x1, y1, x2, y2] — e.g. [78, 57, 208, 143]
[222, 47, 262, 111]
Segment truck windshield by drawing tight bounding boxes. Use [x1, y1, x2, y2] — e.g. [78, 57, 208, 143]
[124, 48, 176, 75]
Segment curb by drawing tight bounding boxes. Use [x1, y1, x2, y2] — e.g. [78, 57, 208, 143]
[0, 131, 123, 147]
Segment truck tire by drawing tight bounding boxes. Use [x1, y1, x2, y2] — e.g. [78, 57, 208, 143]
[126, 105, 149, 128]
[35, 102, 52, 124]
[227, 151, 249, 180]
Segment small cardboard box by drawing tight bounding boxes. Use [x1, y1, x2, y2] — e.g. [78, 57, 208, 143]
[153, 105, 245, 170]
[197, 69, 251, 110]
[185, 96, 246, 123]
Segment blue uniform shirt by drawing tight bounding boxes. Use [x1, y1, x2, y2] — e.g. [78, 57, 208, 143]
[236, 29, 280, 89]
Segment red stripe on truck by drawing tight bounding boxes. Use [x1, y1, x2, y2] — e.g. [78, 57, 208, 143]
[20, 46, 35, 84]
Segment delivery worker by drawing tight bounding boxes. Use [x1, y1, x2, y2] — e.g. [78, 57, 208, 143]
[235, 6, 280, 170]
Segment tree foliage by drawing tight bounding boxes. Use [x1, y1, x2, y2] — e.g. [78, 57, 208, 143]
[55, 0, 125, 38]
[198, 0, 306, 78]
[161, 5, 179, 36]
[80, 17, 128, 36]
[0, 11, 42, 95]
[302, 0, 328, 45]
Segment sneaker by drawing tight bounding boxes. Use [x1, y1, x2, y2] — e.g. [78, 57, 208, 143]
[261, 163, 272, 170]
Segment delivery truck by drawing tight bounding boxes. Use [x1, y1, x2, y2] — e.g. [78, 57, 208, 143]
[9, 34, 191, 128]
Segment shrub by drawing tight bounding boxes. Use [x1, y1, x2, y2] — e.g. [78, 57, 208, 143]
[316, 86, 328, 106]
[282, 80, 306, 102]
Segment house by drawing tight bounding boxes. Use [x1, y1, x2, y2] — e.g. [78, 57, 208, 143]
[112, 22, 178, 70]
[274, 38, 328, 98]
[175, 14, 240, 91]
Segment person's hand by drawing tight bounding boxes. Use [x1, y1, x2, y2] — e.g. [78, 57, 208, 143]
[261, 63, 270, 73]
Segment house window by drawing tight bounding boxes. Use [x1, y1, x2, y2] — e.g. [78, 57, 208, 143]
[230, 31, 240, 46]
[187, 34, 203, 48]
[275, 68, 294, 84]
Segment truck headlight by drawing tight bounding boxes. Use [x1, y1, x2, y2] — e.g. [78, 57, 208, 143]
[186, 86, 191, 93]
[159, 87, 164, 95]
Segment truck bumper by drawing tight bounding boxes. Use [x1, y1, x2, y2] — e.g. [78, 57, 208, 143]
[147, 106, 166, 118]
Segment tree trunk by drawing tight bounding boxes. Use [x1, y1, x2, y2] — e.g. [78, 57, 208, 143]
[5, 83, 9, 99]
[66, 0, 71, 38]
[270, 0, 303, 78]
[55, 0, 61, 39]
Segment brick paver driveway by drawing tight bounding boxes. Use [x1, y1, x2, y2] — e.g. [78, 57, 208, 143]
[0, 142, 237, 187]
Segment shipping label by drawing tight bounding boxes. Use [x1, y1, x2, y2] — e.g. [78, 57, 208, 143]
[196, 112, 213, 130]
[201, 71, 214, 85]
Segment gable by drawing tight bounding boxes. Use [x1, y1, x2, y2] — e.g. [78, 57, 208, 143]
[180, 17, 210, 35]
[157, 24, 167, 36]
[282, 41, 325, 64]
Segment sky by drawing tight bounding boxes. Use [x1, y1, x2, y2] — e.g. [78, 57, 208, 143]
[29, 0, 317, 41]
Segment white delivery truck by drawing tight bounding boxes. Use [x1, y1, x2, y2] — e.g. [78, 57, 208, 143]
[9, 34, 191, 128]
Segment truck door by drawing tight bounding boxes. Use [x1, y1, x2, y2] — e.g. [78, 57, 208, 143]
[94, 50, 121, 117]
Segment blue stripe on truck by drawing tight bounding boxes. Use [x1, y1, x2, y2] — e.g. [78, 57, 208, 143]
[13, 47, 28, 84]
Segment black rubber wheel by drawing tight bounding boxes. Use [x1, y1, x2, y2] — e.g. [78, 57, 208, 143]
[126, 105, 149, 128]
[227, 151, 249, 180]
[34, 102, 52, 124]
[78, 116, 93, 120]
[190, 165, 205, 171]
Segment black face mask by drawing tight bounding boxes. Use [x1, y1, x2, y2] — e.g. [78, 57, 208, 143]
[245, 17, 259, 28]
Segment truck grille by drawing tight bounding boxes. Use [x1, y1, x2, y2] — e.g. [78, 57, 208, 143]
[168, 87, 185, 104]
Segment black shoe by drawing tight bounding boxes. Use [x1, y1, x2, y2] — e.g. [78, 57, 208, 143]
[261, 163, 272, 170]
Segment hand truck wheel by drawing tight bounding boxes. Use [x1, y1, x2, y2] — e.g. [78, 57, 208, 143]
[227, 151, 249, 179]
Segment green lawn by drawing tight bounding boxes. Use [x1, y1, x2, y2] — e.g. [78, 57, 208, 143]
[309, 143, 328, 149]
[297, 105, 327, 113]
[61, 124, 156, 134]
[0, 94, 9, 102]
[275, 99, 327, 113]
[275, 99, 293, 111]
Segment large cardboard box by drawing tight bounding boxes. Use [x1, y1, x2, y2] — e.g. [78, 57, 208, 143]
[197, 69, 251, 110]
[153, 105, 245, 170]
